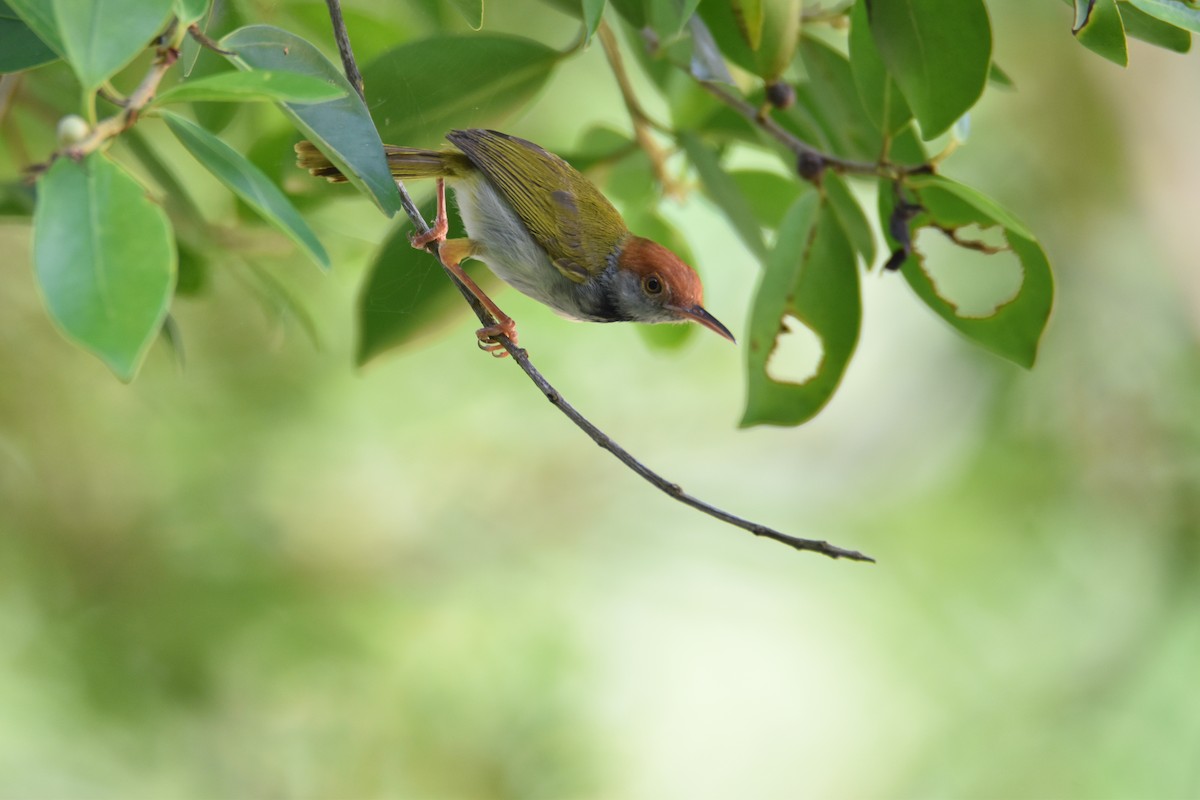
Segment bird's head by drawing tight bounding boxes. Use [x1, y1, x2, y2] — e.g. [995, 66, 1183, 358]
[613, 236, 735, 342]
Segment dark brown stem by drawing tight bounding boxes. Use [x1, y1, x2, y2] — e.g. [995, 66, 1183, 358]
[323, 5, 875, 563]
[323, 0, 364, 100]
[698, 80, 930, 183]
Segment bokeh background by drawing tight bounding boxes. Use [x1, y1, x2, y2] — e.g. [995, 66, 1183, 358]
[2, 1, 1199, 797]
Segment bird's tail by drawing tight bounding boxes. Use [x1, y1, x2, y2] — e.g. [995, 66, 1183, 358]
[295, 140, 472, 183]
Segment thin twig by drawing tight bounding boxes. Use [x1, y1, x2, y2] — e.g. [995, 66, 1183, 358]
[596, 20, 685, 199]
[324, 0, 364, 99]
[322, 2, 874, 562]
[27, 21, 184, 175]
[698, 80, 930, 183]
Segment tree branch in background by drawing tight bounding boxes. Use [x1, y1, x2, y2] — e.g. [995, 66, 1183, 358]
[320, 0, 874, 562]
[596, 21, 685, 199]
[698, 79, 931, 183]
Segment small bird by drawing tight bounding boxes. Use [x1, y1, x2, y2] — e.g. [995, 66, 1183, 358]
[296, 129, 734, 354]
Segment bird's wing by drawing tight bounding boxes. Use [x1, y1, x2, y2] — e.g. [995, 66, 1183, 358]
[446, 129, 627, 283]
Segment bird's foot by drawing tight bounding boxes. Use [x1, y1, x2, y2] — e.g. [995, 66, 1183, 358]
[475, 319, 518, 358]
[409, 214, 448, 250]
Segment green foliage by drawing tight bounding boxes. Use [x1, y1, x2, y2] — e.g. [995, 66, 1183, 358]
[3, 0, 1190, 421]
[32, 154, 176, 381]
[362, 34, 562, 149]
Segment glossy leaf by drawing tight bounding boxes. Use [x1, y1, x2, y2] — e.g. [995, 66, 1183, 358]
[33, 154, 176, 381]
[0, 1, 58, 71]
[582, 0, 605, 42]
[883, 174, 1053, 368]
[730, 170, 801, 231]
[791, 36, 882, 162]
[847, 0, 913, 136]
[865, 0, 992, 138]
[3, 0, 64, 56]
[152, 70, 347, 106]
[743, 192, 861, 427]
[221, 25, 401, 217]
[162, 111, 329, 271]
[363, 35, 560, 150]
[824, 173, 876, 266]
[1126, 0, 1200, 31]
[1119, 1, 1191, 50]
[174, 0, 208, 25]
[749, 0, 802, 81]
[52, 0, 174, 90]
[357, 211, 499, 365]
[447, 0, 484, 29]
[680, 132, 768, 261]
[1073, 0, 1128, 65]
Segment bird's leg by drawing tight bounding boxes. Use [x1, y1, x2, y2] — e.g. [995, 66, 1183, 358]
[405, 179, 517, 356]
[409, 179, 449, 250]
[438, 238, 519, 358]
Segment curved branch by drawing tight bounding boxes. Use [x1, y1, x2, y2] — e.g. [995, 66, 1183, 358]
[322, 0, 874, 562]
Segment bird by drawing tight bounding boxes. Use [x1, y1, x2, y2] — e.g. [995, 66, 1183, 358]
[296, 129, 734, 355]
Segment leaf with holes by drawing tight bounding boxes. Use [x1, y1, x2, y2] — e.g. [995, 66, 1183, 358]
[162, 112, 329, 270]
[33, 153, 176, 381]
[882, 174, 1053, 368]
[865, 0, 992, 138]
[363, 34, 560, 150]
[743, 191, 861, 427]
[221, 25, 401, 217]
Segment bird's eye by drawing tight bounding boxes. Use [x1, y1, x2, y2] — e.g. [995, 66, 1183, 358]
[643, 275, 663, 295]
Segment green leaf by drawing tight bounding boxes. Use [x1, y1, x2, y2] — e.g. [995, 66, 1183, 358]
[747, 0, 802, 81]
[629, 211, 698, 351]
[363, 34, 561, 150]
[824, 172, 876, 266]
[151, 69, 347, 106]
[731, 0, 765, 50]
[884, 174, 1053, 368]
[743, 192, 861, 427]
[730, 170, 801, 230]
[3, 0, 65, 56]
[1126, 0, 1200, 31]
[679, 131, 768, 261]
[582, 0, 606, 42]
[448, 0, 484, 29]
[33, 154, 176, 381]
[162, 111, 329, 271]
[865, 0, 992, 138]
[1073, 0, 1129, 65]
[1121, 0, 1195, 43]
[790, 36, 882, 162]
[0, 1, 59, 71]
[607, 0, 645, 27]
[221, 25, 401, 217]
[174, 0, 208, 26]
[357, 210, 499, 365]
[847, 0, 913, 136]
[52, 0, 175, 91]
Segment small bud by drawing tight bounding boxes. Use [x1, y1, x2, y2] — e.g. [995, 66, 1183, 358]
[765, 80, 795, 110]
[56, 114, 90, 146]
[797, 151, 824, 182]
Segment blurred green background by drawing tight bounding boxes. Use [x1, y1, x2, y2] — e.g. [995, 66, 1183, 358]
[2, 1, 1199, 797]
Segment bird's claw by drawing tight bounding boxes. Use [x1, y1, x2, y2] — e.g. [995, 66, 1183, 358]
[409, 214, 449, 250]
[475, 320, 518, 358]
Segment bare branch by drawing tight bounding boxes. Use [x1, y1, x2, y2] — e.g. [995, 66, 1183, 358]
[323, 4, 875, 563]
[323, 0, 364, 101]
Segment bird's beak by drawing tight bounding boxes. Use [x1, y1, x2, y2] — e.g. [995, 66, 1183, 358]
[672, 304, 736, 343]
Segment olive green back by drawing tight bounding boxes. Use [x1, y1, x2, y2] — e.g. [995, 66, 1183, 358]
[447, 129, 629, 283]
